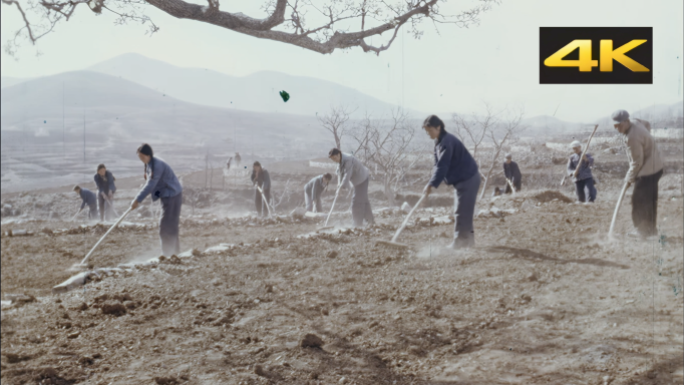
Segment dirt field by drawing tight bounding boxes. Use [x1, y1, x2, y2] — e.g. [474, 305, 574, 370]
[1, 166, 683, 385]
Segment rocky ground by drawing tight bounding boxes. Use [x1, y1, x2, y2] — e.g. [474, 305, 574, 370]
[1, 175, 683, 385]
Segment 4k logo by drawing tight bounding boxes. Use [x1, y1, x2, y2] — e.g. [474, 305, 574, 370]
[540, 27, 652, 84]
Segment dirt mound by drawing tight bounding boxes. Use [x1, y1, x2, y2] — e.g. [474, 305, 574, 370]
[531, 190, 573, 203]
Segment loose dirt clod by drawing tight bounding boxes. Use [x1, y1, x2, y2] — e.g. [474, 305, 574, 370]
[154, 377, 180, 385]
[300, 333, 324, 348]
[254, 364, 267, 376]
[101, 301, 127, 316]
[3, 352, 33, 363]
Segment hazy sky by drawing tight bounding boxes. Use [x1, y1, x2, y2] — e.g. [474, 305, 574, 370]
[1, 0, 682, 122]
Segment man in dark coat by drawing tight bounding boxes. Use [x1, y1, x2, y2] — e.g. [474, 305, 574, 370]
[251, 161, 271, 217]
[503, 154, 522, 193]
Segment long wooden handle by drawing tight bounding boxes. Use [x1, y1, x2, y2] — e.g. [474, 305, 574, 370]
[505, 178, 516, 196]
[324, 189, 340, 226]
[609, 182, 629, 237]
[391, 193, 427, 243]
[256, 185, 273, 217]
[79, 207, 133, 266]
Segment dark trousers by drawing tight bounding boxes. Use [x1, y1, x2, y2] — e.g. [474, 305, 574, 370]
[87, 203, 98, 220]
[97, 192, 116, 221]
[632, 169, 662, 237]
[504, 180, 521, 194]
[304, 189, 322, 212]
[160, 193, 182, 256]
[351, 178, 374, 227]
[453, 172, 481, 247]
[255, 188, 271, 217]
[575, 178, 597, 202]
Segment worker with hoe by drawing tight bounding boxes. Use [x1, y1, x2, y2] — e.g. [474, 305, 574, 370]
[567, 141, 597, 203]
[304, 173, 332, 213]
[93, 163, 117, 221]
[422, 115, 480, 249]
[129, 143, 184, 256]
[251, 161, 272, 217]
[328, 148, 375, 227]
[612, 109, 663, 240]
[503, 153, 522, 193]
[73, 185, 98, 220]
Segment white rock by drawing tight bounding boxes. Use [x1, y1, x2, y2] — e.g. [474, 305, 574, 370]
[401, 202, 411, 213]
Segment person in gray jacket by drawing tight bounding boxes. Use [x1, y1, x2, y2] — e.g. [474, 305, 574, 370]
[130, 143, 184, 256]
[304, 173, 332, 213]
[73, 185, 98, 220]
[612, 109, 664, 239]
[328, 148, 374, 227]
[94, 164, 117, 221]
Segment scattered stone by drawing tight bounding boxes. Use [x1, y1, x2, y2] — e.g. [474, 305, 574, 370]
[254, 364, 267, 377]
[401, 202, 411, 213]
[526, 273, 538, 282]
[326, 251, 338, 259]
[101, 301, 127, 317]
[3, 352, 33, 363]
[154, 377, 180, 385]
[300, 333, 324, 348]
[67, 331, 80, 339]
[5, 293, 36, 303]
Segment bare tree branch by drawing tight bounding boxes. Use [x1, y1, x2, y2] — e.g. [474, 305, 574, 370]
[318, 104, 357, 150]
[3, 0, 499, 56]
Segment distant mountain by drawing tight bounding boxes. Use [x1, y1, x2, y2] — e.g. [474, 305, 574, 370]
[88, 53, 423, 118]
[1, 76, 29, 89]
[631, 102, 683, 121]
[520, 115, 585, 134]
[591, 101, 684, 129]
[1, 70, 331, 192]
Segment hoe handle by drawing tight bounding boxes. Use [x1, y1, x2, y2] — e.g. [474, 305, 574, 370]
[324, 189, 340, 227]
[609, 182, 629, 237]
[79, 207, 133, 266]
[391, 193, 427, 243]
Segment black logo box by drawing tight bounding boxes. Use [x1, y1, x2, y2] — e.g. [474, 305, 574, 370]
[540, 27, 653, 84]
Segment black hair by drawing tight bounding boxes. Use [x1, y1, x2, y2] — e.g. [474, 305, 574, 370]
[423, 115, 445, 132]
[328, 148, 341, 157]
[137, 143, 153, 157]
[97, 164, 106, 171]
[323, 173, 333, 180]
[253, 161, 262, 168]
[137, 143, 154, 179]
[73, 185, 81, 191]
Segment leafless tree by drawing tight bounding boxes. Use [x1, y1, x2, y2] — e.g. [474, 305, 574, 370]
[271, 178, 294, 213]
[477, 107, 526, 199]
[318, 105, 356, 150]
[451, 102, 498, 163]
[350, 108, 417, 206]
[3, 0, 499, 57]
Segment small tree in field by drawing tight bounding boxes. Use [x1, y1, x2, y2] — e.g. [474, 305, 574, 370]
[350, 108, 417, 206]
[478, 108, 526, 199]
[451, 104, 526, 199]
[318, 105, 355, 150]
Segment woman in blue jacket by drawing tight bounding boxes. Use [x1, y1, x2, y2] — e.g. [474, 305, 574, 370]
[129, 144, 184, 256]
[422, 115, 481, 249]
